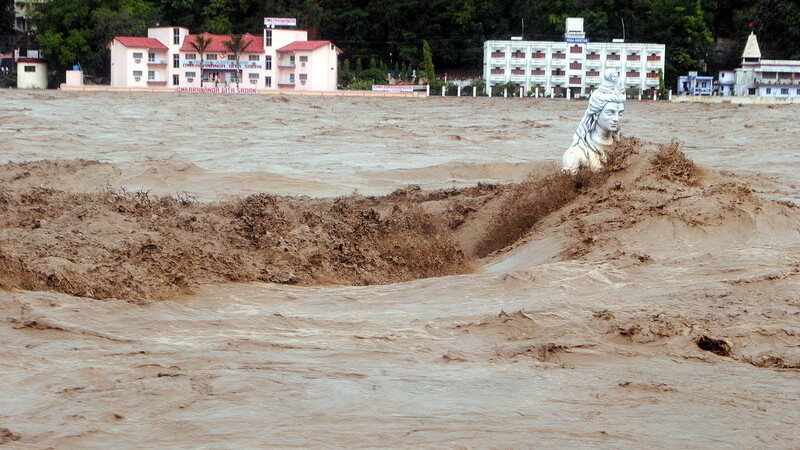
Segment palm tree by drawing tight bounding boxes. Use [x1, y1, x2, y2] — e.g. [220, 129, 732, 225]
[190, 34, 213, 87]
[223, 34, 253, 88]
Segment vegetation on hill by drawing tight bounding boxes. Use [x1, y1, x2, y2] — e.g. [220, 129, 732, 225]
[1, 0, 797, 87]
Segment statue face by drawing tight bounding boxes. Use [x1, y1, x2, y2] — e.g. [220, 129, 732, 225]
[596, 102, 624, 132]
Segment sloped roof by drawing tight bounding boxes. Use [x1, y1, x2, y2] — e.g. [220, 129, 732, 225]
[180, 33, 263, 53]
[276, 40, 340, 53]
[113, 37, 168, 51]
[742, 32, 761, 59]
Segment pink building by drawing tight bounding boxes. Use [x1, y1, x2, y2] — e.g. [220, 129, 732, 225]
[109, 25, 342, 91]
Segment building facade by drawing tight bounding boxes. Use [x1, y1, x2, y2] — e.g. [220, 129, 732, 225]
[484, 18, 665, 97]
[733, 32, 800, 98]
[109, 25, 341, 91]
[677, 71, 713, 95]
[13, 0, 46, 33]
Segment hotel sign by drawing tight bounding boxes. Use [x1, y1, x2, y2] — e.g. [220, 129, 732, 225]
[372, 85, 414, 92]
[181, 59, 264, 70]
[176, 87, 258, 94]
[264, 17, 297, 28]
[565, 37, 589, 43]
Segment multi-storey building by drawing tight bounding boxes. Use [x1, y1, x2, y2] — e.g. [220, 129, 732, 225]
[13, 0, 46, 33]
[677, 71, 713, 95]
[733, 32, 800, 98]
[483, 17, 665, 97]
[109, 24, 342, 91]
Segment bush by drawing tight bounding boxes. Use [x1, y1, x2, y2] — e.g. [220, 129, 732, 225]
[625, 86, 641, 99]
[348, 79, 374, 91]
[469, 78, 486, 96]
[357, 68, 388, 85]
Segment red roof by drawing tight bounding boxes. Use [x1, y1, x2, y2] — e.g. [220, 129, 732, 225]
[180, 33, 263, 53]
[113, 37, 168, 51]
[276, 40, 338, 53]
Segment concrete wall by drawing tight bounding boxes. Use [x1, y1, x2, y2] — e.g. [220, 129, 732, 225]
[17, 61, 47, 89]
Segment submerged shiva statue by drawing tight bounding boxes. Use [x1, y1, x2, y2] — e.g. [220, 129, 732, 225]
[562, 69, 625, 173]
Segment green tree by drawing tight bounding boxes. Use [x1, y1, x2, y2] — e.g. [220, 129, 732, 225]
[189, 33, 212, 87]
[1, 0, 14, 36]
[355, 57, 363, 72]
[33, 0, 160, 85]
[420, 39, 434, 82]
[223, 33, 253, 88]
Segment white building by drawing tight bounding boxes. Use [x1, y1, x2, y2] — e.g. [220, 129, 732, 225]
[733, 32, 800, 98]
[484, 17, 665, 97]
[13, 0, 46, 33]
[14, 48, 47, 89]
[717, 70, 735, 96]
[109, 25, 342, 91]
[677, 71, 713, 95]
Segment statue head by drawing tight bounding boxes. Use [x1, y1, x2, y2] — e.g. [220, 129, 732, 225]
[571, 69, 626, 154]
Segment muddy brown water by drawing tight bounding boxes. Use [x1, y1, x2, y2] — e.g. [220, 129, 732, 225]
[1, 90, 799, 448]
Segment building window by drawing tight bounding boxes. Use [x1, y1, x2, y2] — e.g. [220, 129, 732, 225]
[626, 71, 640, 77]
[569, 62, 582, 70]
[570, 45, 582, 54]
[265, 56, 272, 70]
[207, 54, 217, 60]
[227, 54, 236, 61]
[531, 68, 544, 75]
[173, 28, 180, 45]
[552, 51, 566, 59]
[299, 55, 309, 63]
[289, 55, 296, 66]
[265, 76, 272, 87]
[148, 52, 156, 62]
[781, 88, 788, 95]
[133, 52, 143, 60]
[265, 30, 272, 47]
[490, 68, 504, 75]
[289, 73, 295, 83]
[607, 53, 620, 61]
[173, 54, 179, 68]
[766, 87, 771, 94]
[532, 50, 545, 59]
[491, 50, 505, 58]
[133, 70, 143, 77]
[148, 70, 156, 81]
[748, 88, 756, 95]
[627, 53, 640, 61]
[586, 70, 600, 77]
[249, 73, 259, 79]
[249, 55, 260, 61]
[173, 74, 179, 85]
[797, 89, 800, 95]
[185, 53, 196, 60]
[299, 73, 307, 81]
[552, 68, 564, 76]
[185, 71, 196, 78]
[24, 65, 36, 72]
[647, 54, 661, 61]
[511, 50, 524, 58]
[587, 52, 600, 60]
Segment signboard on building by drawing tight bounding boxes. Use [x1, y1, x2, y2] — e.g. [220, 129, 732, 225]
[565, 37, 589, 44]
[264, 17, 297, 28]
[176, 87, 258, 94]
[181, 60, 264, 70]
[372, 85, 414, 92]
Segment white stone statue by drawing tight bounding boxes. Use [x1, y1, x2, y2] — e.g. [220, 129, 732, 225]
[562, 69, 625, 173]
